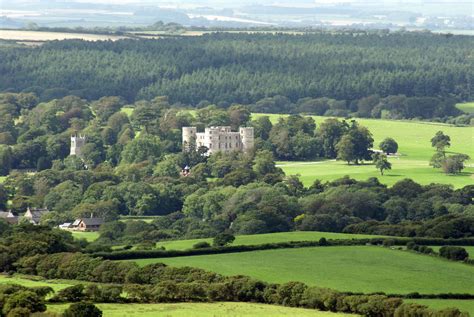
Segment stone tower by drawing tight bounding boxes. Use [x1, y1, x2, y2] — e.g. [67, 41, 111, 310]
[239, 127, 254, 153]
[70, 135, 86, 157]
[182, 127, 197, 151]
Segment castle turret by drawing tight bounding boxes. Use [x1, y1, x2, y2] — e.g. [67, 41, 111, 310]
[182, 127, 197, 152]
[70, 135, 86, 157]
[239, 127, 254, 153]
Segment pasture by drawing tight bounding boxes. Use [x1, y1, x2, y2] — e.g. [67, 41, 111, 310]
[47, 303, 351, 317]
[71, 231, 99, 242]
[133, 246, 474, 294]
[0, 274, 74, 292]
[408, 299, 474, 315]
[252, 113, 474, 187]
[156, 231, 389, 251]
[456, 102, 474, 114]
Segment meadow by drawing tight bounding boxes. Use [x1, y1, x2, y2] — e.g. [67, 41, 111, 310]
[406, 299, 474, 315]
[71, 231, 100, 242]
[156, 231, 389, 251]
[47, 302, 351, 317]
[0, 274, 74, 292]
[252, 113, 474, 187]
[456, 102, 474, 114]
[132, 246, 474, 295]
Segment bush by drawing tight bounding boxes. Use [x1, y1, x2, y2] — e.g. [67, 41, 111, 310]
[439, 246, 469, 261]
[63, 302, 102, 317]
[212, 233, 235, 247]
[193, 241, 211, 249]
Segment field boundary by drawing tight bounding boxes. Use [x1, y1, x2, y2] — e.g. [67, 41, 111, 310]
[93, 237, 474, 260]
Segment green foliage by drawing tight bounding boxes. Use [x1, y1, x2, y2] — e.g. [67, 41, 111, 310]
[63, 302, 103, 317]
[373, 153, 392, 176]
[439, 246, 469, 261]
[379, 137, 398, 154]
[212, 233, 235, 247]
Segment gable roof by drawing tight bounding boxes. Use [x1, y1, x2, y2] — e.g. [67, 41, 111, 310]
[80, 218, 104, 226]
[0, 212, 9, 218]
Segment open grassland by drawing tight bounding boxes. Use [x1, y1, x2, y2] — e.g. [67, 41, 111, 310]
[133, 246, 474, 295]
[0, 29, 128, 42]
[252, 113, 474, 187]
[156, 231, 389, 250]
[456, 102, 474, 114]
[71, 231, 99, 242]
[47, 302, 352, 317]
[408, 299, 474, 315]
[0, 274, 74, 292]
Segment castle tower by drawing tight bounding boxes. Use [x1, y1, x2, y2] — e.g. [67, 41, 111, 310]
[70, 135, 86, 157]
[182, 127, 197, 152]
[239, 127, 254, 153]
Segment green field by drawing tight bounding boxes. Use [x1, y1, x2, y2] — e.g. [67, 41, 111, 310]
[47, 302, 352, 317]
[0, 176, 6, 183]
[252, 113, 474, 187]
[408, 299, 474, 315]
[456, 102, 474, 114]
[71, 231, 99, 242]
[133, 246, 474, 294]
[0, 274, 74, 292]
[157, 231, 389, 250]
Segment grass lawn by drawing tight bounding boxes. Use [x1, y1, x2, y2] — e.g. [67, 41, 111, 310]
[132, 246, 474, 294]
[252, 113, 474, 187]
[456, 102, 474, 114]
[47, 302, 352, 317]
[156, 231, 389, 250]
[408, 299, 474, 315]
[0, 274, 74, 292]
[71, 231, 99, 242]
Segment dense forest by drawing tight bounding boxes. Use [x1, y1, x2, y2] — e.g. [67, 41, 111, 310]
[0, 32, 472, 111]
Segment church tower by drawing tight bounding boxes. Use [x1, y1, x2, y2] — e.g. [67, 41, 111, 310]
[70, 135, 86, 157]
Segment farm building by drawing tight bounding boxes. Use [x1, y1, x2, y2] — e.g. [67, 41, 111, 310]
[0, 211, 18, 225]
[72, 217, 104, 232]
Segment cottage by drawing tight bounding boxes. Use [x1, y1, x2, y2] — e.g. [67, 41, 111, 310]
[0, 211, 18, 225]
[23, 207, 50, 225]
[74, 218, 104, 232]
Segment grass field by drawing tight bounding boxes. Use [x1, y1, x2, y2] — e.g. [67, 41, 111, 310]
[252, 113, 474, 187]
[71, 231, 99, 242]
[408, 299, 474, 314]
[132, 246, 474, 294]
[156, 231, 389, 250]
[0, 274, 74, 292]
[47, 302, 352, 317]
[456, 102, 474, 114]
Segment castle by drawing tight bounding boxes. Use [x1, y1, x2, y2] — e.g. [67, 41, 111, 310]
[70, 135, 86, 157]
[182, 126, 254, 155]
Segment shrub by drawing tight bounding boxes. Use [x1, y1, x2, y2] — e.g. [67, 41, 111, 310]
[439, 246, 469, 261]
[193, 241, 211, 249]
[212, 233, 235, 247]
[63, 302, 102, 317]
